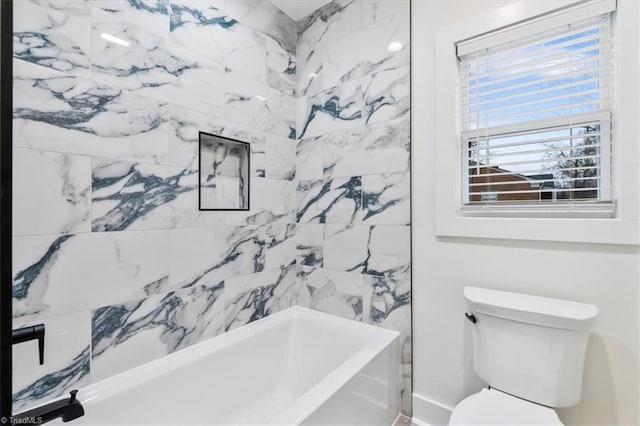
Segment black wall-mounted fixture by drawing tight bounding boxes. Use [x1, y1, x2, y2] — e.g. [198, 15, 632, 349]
[12, 390, 84, 424]
[12, 324, 45, 365]
[0, 0, 14, 422]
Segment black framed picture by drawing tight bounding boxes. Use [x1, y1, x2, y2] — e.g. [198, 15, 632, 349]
[198, 131, 250, 211]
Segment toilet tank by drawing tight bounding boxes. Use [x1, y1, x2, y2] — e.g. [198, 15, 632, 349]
[464, 287, 598, 408]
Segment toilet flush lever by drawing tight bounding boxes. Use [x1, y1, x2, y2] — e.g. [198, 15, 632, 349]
[465, 313, 477, 324]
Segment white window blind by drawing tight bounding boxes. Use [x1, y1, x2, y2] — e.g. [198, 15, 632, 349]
[457, 10, 614, 213]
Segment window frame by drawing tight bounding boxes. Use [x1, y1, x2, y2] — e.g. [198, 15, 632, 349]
[457, 13, 614, 212]
[433, 0, 640, 245]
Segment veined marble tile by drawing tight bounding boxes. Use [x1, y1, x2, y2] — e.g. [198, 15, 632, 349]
[400, 334, 412, 415]
[14, 0, 91, 78]
[225, 70, 295, 140]
[225, 266, 297, 331]
[169, 0, 266, 82]
[266, 136, 296, 180]
[361, 172, 410, 225]
[12, 311, 91, 413]
[297, 177, 362, 224]
[266, 37, 296, 96]
[222, 0, 296, 56]
[13, 148, 91, 236]
[323, 224, 370, 273]
[13, 59, 170, 165]
[13, 230, 170, 320]
[324, 117, 410, 178]
[91, 281, 225, 381]
[322, 9, 410, 89]
[366, 225, 410, 276]
[297, 0, 362, 59]
[168, 105, 265, 177]
[296, 224, 324, 267]
[169, 226, 264, 290]
[169, 43, 227, 116]
[226, 178, 296, 225]
[295, 266, 363, 321]
[363, 271, 410, 335]
[296, 136, 324, 181]
[90, 8, 226, 116]
[362, 0, 410, 26]
[296, 46, 323, 97]
[364, 64, 410, 125]
[297, 80, 363, 139]
[265, 223, 296, 270]
[89, 0, 171, 40]
[92, 159, 225, 232]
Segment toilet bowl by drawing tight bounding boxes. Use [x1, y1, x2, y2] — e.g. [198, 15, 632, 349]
[451, 287, 598, 425]
[450, 388, 562, 425]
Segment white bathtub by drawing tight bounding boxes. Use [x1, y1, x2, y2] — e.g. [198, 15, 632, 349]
[57, 306, 401, 425]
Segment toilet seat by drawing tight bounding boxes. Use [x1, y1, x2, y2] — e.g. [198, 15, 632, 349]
[449, 388, 563, 425]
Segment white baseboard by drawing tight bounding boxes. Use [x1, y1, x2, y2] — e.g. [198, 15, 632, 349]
[412, 392, 454, 426]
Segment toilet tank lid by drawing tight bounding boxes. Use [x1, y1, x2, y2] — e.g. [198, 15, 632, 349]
[464, 286, 598, 331]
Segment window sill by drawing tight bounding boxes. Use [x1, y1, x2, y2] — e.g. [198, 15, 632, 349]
[459, 201, 616, 219]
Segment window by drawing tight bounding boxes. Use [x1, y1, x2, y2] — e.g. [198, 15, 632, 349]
[457, 12, 614, 215]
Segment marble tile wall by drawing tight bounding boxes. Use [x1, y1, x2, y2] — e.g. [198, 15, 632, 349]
[294, 0, 412, 415]
[12, 0, 412, 418]
[12, 0, 299, 413]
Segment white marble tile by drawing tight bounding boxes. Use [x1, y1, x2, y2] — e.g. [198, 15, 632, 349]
[224, 70, 296, 139]
[324, 117, 410, 178]
[296, 136, 324, 181]
[400, 334, 412, 416]
[366, 225, 410, 276]
[13, 230, 170, 320]
[13, 59, 170, 165]
[297, 0, 362, 58]
[363, 271, 410, 335]
[360, 172, 410, 225]
[266, 136, 296, 180]
[295, 266, 363, 321]
[322, 7, 410, 88]
[90, 8, 226, 116]
[214, 175, 244, 209]
[90, 7, 179, 90]
[226, 178, 296, 225]
[14, 0, 91, 78]
[225, 266, 297, 330]
[364, 63, 410, 125]
[89, 0, 171, 40]
[296, 224, 324, 267]
[91, 159, 224, 231]
[296, 46, 324, 98]
[297, 79, 364, 139]
[169, 226, 265, 290]
[13, 148, 91, 236]
[296, 80, 364, 139]
[266, 37, 296, 96]
[265, 223, 296, 270]
[323, 224, 370, 272]
[169, 0, 266, 82]
[168, 43, 227, 116]
[221, 0, 296, 56]
[362, 0, 410, 26]
[91, 281, 225, 381]
[168, 105, 266, 177]
[12, 311, 91, 413]
[297, 177, 362, 224]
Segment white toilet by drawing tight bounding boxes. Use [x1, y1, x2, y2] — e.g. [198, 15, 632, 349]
[450, 286, 599, 425]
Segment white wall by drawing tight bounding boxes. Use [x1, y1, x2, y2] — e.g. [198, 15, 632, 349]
[412, 1, 640, 424]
